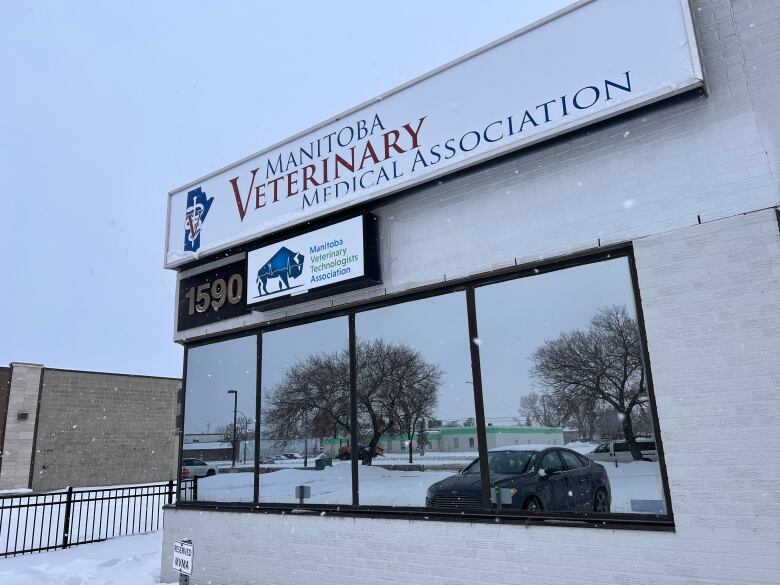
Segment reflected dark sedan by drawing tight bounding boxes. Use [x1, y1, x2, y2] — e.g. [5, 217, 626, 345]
[425, 445, 611, 513]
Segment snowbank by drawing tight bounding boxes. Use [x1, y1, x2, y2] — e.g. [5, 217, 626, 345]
[0, 532, 173, 585]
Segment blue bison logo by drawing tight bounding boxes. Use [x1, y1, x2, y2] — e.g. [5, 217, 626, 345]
[256, 246, 305, 296]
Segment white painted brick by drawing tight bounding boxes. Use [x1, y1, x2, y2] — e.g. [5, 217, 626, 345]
[163, 192, 780, 585]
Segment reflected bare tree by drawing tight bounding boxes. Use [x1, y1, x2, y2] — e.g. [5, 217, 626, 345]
[263, 349, 351, 450]
[264, 339, 442, 465]
[518, 392, 565, 428]
[391, 359, 439, 464]
[530, 305, 649, 460]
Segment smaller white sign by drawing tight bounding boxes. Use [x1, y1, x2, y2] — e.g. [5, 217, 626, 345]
[247, 216, 366, 305]
[172, 540, 194, 576]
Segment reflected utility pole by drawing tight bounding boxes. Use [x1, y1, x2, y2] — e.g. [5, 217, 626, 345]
[303, 412, 308, 469]
[227, 390, 238, 467]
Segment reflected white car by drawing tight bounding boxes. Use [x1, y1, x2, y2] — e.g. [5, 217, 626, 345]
[586, 439, 658, 463]
[181, 458, 218, 478]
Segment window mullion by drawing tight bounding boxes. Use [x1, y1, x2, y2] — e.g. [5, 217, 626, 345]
[466, 288, 491, 510]
[349, 313, 359, 507]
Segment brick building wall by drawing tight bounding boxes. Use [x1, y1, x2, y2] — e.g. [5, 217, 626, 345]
[0, 366, 10, 474]
[30, 369, 180, 492]
[0, 363, 43, 490]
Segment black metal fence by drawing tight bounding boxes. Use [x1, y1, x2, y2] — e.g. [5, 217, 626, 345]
[180, 475, 198, 502]
[0, 480, 192, 557]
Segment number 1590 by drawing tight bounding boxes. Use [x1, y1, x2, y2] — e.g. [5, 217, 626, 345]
[183, 274, 243, 315]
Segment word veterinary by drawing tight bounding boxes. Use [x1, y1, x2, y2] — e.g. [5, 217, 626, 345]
[230, 114, 425, 220]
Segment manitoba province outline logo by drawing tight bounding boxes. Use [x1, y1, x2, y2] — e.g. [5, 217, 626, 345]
[184, 187, 213, 252]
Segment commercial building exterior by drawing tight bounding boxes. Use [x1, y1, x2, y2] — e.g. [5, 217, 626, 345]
[0, 363, 180, 492]
[161, 1, 780, 583]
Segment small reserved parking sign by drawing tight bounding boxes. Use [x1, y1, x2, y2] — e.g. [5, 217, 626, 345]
[172, 540, 193, 576]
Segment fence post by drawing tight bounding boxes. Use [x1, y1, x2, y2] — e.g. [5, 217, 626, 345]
[193, 476, 198, 502]
[167, 479, 174, 505]
[61, 486, 73, 549]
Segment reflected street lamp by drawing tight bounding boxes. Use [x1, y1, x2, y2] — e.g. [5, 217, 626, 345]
[227, 390, 238, 467]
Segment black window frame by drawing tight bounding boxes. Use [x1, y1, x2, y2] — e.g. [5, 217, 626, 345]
[175, 245, 675, 532]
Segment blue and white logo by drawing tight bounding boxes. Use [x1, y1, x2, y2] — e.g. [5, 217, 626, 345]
[256, 247, 305, 296]
[184, 187, 213, 252]
[247, 215, 366, 305]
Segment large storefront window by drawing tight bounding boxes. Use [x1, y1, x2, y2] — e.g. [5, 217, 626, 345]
[354, 292, 476, 508]
[260, 317, 351, 504]
[182, 335, 257, 502]
[178, 252, 671, 523]
[475, 258, 667, 515]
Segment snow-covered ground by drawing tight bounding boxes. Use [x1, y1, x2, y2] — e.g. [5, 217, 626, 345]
[196, 459, 665, 512]
[0, 531, 172, 585]
[253, 451, 478, 471]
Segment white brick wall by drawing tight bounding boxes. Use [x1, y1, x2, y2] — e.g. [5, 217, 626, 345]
[161, 208, 780, 585]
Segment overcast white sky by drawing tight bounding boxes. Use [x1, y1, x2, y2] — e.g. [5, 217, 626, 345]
[1, 1, 576, 378]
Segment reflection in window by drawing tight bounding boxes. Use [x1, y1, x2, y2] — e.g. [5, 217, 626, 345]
[260, 318, 351, 504]
[182, 335, 257, 502]
[475, 258, 666, 515]
[355, 293, 478, 508]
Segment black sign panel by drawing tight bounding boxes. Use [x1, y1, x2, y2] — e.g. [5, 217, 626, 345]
[177, 259, 250, 331]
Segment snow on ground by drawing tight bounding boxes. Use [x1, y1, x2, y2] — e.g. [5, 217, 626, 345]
[196, 459, 665, 512]
[255, 451, 478, 470]
[379, 451, 477, 466]
[606, 461, 666, 513]
[0, 531, 173, 585]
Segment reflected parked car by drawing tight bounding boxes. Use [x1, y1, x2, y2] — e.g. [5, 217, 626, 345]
[336, 444, 385, 461]
[181, 458, 218, 479]
[586, 439, 658, 463]
[425, 445, 611, 513]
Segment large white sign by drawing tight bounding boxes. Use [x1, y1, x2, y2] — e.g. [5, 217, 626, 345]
[247, 216, 366, 305]
[165, 0, 702, 268]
